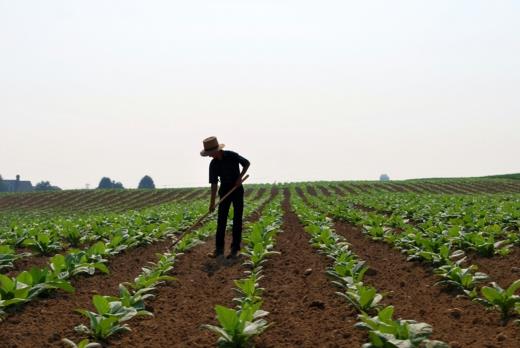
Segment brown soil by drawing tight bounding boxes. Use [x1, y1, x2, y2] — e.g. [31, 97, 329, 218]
[105, 189, 277, 347]
[329, 185, 346, 195]
[386, 183, 414, 193]
[467, 249, 520, 289]
[306, 185, 319, 196]
[338, 184, 359, 194]
[254, 191, 366, 347]
[0, 190, 274, 348]
[0, 189, 196, 213]
[0, 238, 178, 347]
[316, 185, 332, 196]
[295, 187, 310, 204]
[3, 253, 51, 277]
[333, 221, 520, 348]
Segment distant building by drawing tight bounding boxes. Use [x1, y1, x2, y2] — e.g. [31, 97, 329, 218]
[379, 174, 390, 181]
[2, 175, 34, 192]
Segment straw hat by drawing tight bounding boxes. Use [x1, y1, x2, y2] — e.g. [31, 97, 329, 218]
[200, 136, 225, 156]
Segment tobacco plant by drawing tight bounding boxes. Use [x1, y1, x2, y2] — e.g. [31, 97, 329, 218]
[476, 280, 520, 322]
[356, 306, 449, 348]
[435, 264, 488, 298]
[203, 302, 270, 348]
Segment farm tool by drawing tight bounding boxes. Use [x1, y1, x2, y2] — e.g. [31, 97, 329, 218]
[170, 174, 250, 248]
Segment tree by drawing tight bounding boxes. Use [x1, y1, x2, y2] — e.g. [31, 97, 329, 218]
[138, 175, 155, 189]
[97, 177, 125, 189]
[98, 177, 113, 189]
[34, 181, 61, 191]
[379, 174, 390, 181]
[0, 175, 7, 192]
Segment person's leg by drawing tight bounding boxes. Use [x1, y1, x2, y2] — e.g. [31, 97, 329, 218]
[230, 187, 244, 254]
[215, 196, 232, 255]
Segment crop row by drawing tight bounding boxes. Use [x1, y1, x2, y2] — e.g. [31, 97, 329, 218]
[0, 198, 213, 320]
[334, 191, 520, 256]
[0, 197, 212, 274]
[0, 188, 192, 213]
[299, 187, 520, 323]
[290, 187, 448, 347]
[60, 189, 273, 346]
[203, 195, 283, 346]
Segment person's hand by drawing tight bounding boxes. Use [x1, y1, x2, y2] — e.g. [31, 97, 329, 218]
[209, 202, 215, 213]
[235, 177, 243, 187]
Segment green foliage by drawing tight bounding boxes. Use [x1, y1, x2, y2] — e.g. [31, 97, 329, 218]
[0, 267, 74, 317]
[203, 303, 270, 348]
[435, 264, 488, 297]
[61, 338, 101, 348]
[22, 232, 62, 255]
[356, 306, 449, 348]
[476, 280, 520, 321]
[338, 283, 383, 313]
[0, 245, 30, 271]
[97, 177, 124, 189]
[75, 295, 146, 340]
[34, 181, 61, 191]
[233, 272, 264, 306]
[138, 175, 156, 189]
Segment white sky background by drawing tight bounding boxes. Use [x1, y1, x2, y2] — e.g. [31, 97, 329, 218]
[1, 1, 519, 189]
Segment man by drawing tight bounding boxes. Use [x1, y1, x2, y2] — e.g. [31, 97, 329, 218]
[200, 136, 250, 259]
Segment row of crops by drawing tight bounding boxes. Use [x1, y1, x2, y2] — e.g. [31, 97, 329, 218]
[0, 178, 517, 214]
[1, 179, 519, 347]
[0, 186, 275, 346]
[301, 185, 520, 320]
[0, 188, 205, 213]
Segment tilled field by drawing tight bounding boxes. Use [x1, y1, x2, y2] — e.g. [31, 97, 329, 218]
[0, 179, 519, 347]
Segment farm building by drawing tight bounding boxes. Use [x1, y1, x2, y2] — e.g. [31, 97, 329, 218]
[2, 175, 33, 192]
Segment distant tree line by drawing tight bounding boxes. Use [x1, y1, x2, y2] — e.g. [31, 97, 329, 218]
[97, 177, 125, 189]
[138, 175, 155, 189]
[96, 175, 156, 189]
[34, 181, 61, 191]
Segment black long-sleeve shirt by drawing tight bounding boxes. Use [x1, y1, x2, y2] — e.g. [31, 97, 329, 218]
[209, 150, 250, 190]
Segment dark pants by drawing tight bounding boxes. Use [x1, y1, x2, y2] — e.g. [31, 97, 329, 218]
[216, 185, 244, 254]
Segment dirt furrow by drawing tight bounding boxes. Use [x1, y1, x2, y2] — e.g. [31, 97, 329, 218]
[333, 221, 519, 348]
[254, 190, 365, 348]
[105, 188, 277, 347]
[0, 238, 177, 347]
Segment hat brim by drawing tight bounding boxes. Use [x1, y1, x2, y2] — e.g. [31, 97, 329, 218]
[200, 143, 225, 156]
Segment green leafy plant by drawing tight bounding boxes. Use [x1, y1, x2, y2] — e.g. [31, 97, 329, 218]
[203, 302, 269, 348]
[356, 306, 448, 348]
[75, 295, 139, 340]
[233, 273, 264, 306]
[61, 338, 101, 348]
[338, 283, 383, 313]
[22, 232, 62, 255]
[475, 280, 520, 322]
[328, 259, 368, 287]
[117, 284, 154, 315]
[60, 222, 83, 247]
[0, 267, 74, 312]
[50, 252, 108, 279]
[435, 264, 488, 298]
[0, 245, 29, 271]
[242, 243, 279, 270]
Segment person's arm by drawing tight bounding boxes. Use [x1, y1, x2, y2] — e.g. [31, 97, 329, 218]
[209, 183, 218, 212]
[209, 161, 218, 213]
[235, 154, 250, 186]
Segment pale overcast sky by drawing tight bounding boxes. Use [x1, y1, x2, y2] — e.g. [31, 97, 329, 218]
[1, 1, 519, 189]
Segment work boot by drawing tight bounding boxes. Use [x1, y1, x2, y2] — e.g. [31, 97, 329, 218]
[207, 250, 223, 259]
[226, 250, 240, 260]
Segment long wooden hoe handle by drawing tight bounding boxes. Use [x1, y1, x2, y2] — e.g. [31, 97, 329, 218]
[170, 174, 250, 247]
